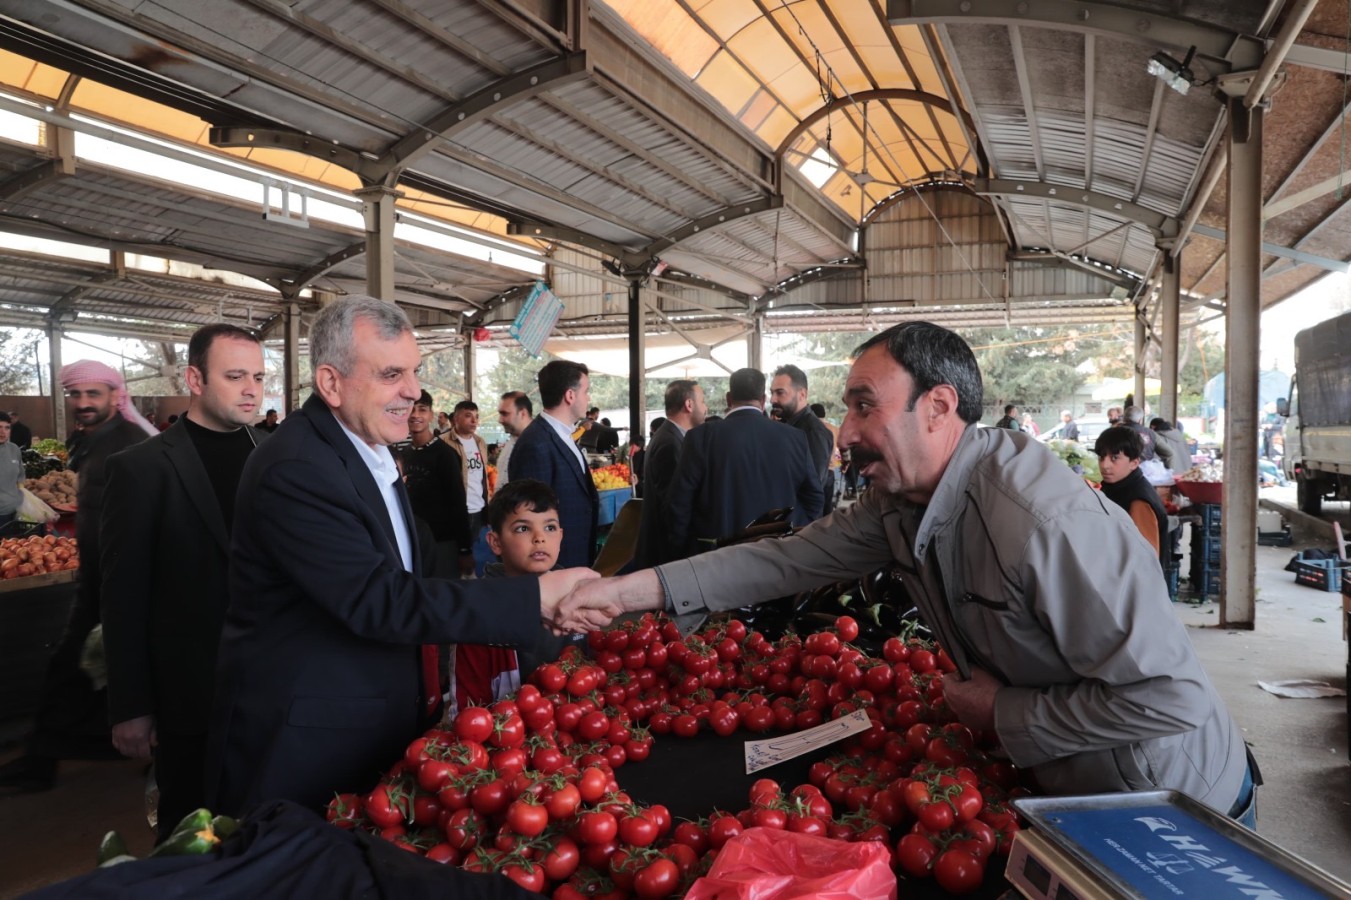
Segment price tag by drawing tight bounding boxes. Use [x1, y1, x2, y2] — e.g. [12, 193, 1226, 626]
[743, 708, 872, 774]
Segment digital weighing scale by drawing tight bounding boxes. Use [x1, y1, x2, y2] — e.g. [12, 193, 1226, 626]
[1005, 791, 1351, 900]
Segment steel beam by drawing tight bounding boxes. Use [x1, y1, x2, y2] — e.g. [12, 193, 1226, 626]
[283, 301, 301, 414]
[366, 53, 590, 182]
[1189, 223, 1350, 274]
[1133, 314, 1146, 405]
[643, 198, 783, 262]
[0, 158, 75, 202]
[355, 185, 401, 300]
[463, 336, 476, 403]
[209, 126, 367, 175]
[284, 241, 368, 294]
[46, 319, 64, 439]
[1159, 252, 1180, 424]
[887, 0, 1264, 70]
[974, 178, 1179, 237]
[628, 277, 645, 439]
[1222, 98, 1261, 630]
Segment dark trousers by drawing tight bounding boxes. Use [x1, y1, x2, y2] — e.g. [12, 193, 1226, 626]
[156, 731, 209, 842]
[28, 580, 116, 760]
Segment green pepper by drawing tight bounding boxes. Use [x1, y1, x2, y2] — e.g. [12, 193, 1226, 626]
[97, 830, 130, 866]
[150, 808, 221, 857]
[210, 814, 239, 841]
[150, 825, 221, 857]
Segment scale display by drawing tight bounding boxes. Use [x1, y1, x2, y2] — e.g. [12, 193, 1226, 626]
[1012, 792, 1349, 900]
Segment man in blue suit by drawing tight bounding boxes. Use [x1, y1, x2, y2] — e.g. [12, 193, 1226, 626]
[667, 368, 823, 558]
[507, 360, 598, 569]
[206, 298, 603, 816]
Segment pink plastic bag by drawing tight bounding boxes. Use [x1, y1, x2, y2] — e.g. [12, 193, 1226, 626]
[684, 827, 896, 900]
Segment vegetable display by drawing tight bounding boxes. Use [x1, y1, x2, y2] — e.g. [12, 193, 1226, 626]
[96, 808, 238, 867]
[1043, 439, 1101, 484]
[331, 614, 1030, 897]
[592, 463, 631, 491]
[23, 470, 77, 506]
[0, 534, 78, 578]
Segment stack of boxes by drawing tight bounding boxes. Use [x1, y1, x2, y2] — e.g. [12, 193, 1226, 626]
[1188, 504, 1222, 596]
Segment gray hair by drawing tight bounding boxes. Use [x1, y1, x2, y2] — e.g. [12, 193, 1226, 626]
[1124, 405, 1145, 424]
[310, 296, 412, 376]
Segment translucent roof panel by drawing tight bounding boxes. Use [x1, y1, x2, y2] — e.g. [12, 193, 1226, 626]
[600, 1, 974, 223]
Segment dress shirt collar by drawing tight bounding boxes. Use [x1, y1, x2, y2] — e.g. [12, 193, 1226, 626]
[334, 414, 413, 572]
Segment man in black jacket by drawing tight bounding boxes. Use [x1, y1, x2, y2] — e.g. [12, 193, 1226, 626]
[633, 380, 706, 568]
[400, 390, 472, 578]
[100, 324, 268, 838]
[770, 364, 834, 519]
[668, 368, 823, 557]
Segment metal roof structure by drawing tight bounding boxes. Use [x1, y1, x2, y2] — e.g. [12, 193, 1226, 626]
[0, 1, 1347, 345]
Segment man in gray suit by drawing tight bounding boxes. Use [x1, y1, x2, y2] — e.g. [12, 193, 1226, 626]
[562, 322, 1255, 826]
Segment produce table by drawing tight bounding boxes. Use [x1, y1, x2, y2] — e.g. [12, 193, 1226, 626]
[597, 488, 632, 527]
[0, 569, 78, 723]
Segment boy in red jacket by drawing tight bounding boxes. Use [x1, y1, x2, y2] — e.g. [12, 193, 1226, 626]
[451, 479, 566, 710]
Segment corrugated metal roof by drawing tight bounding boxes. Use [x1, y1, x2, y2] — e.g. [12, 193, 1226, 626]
[0, 0, 1345, 348]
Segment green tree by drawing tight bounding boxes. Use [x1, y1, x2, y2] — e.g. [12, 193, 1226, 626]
[0, 329, 44, 394]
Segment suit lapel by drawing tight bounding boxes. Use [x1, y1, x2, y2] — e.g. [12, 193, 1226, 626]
[304, 396, 403, 566]
[161, 420, 231, 553]
[544, 418, 593, 495]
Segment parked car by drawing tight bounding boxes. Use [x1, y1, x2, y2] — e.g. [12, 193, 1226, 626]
[1037, 415, 1113, 447]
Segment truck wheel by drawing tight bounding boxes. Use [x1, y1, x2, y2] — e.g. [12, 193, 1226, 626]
[1297, 476, 1322, 516]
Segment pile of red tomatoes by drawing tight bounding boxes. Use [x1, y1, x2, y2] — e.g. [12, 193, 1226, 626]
[325, 613, 1031, 897]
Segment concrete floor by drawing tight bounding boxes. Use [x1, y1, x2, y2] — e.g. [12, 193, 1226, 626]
[1, 512, 1348, 897]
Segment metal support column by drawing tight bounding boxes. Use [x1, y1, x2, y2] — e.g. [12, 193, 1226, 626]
[1160, 253, 1181, 425]
[355, 185, 402, 300]
[1221, 97, 1262, 630]
[748, 311, 765, 373]
[283, 301, 301, 413]
[46, 321, 64, 439]
[1133, 315, 1147, 409]
[463, 336, 476, 402]
[628, 277, 646, 440]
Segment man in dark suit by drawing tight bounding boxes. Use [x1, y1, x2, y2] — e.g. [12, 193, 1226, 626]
[205, 298, 605, 816]
[770, 364, 835, 519]
[100, 323, 268, 839]
[507, 360, 599, 569]
[633, 380, 706, 569]
[667, 368, 823, 557]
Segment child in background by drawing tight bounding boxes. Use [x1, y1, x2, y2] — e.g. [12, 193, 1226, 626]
[450, 478, 569, 711]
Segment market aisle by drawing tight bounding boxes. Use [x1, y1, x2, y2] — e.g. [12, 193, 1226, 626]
[0, 757, 153, 898]
[1175, 542, 1351, 884]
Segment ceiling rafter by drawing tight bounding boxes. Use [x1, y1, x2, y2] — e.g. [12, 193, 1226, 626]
[887, 0, 1264, 70]
[973, 177, 1179, 238]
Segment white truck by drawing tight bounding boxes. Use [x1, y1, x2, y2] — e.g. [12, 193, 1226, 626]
[1278, 310, 1351, 515]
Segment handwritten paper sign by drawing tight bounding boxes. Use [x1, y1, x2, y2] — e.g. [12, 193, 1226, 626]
[743, 708, 873, 774]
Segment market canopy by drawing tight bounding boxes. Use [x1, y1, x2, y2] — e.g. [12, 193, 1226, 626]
[0, 1, 1349, 347]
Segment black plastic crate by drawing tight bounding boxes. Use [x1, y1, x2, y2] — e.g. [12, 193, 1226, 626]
[1199, 504, 1222, 528]
[1293, 559, 1350, 592]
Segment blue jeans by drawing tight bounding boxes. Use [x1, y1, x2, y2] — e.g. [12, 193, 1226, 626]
[1228, 758, 1258, 831]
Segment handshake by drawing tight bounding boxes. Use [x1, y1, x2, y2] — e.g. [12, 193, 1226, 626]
[536, 568, 663, 635]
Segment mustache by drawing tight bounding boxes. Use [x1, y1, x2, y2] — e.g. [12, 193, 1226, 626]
[851, 447, 883, 468]
[76, 407, 98, 415]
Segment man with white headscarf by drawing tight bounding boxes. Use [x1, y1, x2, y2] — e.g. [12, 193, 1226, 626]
[0, 361, 152, 794]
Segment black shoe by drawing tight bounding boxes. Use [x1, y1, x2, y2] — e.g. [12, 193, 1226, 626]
[0, 754, 56, 794]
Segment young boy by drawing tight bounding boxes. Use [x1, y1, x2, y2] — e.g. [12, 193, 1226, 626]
[1094, 426, 1170, 573]
[450, 479, 568, 711]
